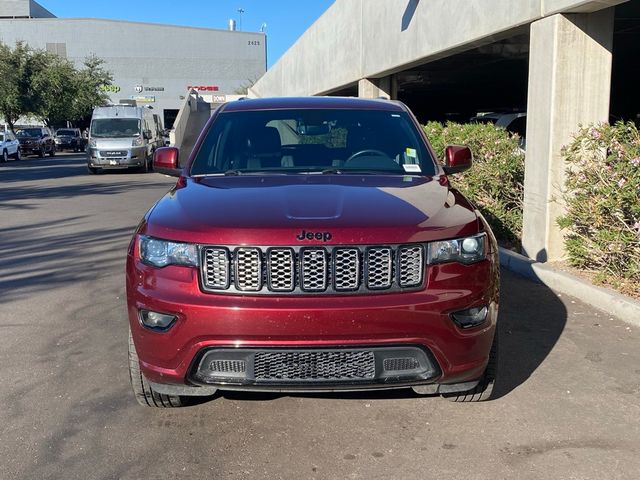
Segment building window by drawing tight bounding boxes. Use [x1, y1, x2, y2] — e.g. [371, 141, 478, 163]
[46, 42, 67, 58]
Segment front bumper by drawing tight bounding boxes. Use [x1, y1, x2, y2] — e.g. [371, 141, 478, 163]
[56, 140, 77, 149]
[88, 147, 147, 168]
[127, 248, 500, 392]
[19, 145, 42, 155]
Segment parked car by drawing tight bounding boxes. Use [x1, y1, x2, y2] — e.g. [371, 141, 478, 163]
[1, 130, 21, 162]
[55, 128, 87, 152]
[471, 112, 527, 150]
[127, 97, 500, 407]
[16, 127, 56, 158]
[87, 105, 157, 174]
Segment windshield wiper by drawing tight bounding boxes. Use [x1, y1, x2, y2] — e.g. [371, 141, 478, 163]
[320, 169, 394, 175]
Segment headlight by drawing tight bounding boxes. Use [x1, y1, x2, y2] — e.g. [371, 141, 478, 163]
[89, 138, 96, 147]
[139, 236, 198, 268]
[132, 137, 143, 147]
[427, 233, 486, 265]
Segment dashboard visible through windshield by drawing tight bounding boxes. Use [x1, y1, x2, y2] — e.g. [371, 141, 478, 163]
[90, 119, 141, 138]
[190, 109, 436, 176]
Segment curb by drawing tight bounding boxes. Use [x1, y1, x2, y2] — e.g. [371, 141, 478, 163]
[499, 247, 640, 328]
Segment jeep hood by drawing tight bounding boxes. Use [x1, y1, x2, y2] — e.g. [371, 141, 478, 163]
[143, 175, 480, 245]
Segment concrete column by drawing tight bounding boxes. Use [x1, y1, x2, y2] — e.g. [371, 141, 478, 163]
[358, 75, 397, 99]
[522, 8, 613, 262]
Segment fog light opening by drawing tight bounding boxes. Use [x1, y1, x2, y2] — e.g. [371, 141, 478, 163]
[139, 309, 177, 331]
[450, 306, 488, 329]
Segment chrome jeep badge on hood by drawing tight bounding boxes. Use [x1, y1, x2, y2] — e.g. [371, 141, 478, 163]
[296, 230, 333, 242]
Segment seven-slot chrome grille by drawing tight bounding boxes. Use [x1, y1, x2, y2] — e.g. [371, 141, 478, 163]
[200, 244, 425, 295]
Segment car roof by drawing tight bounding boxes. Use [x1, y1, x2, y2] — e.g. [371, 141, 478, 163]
[221, 96, 407, 113]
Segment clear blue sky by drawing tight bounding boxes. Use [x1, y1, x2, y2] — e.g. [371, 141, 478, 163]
[38, 1, 335, 68]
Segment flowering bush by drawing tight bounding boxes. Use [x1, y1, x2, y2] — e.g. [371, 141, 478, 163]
[423, 121, 525, 248]
[558, 122, 640, 294]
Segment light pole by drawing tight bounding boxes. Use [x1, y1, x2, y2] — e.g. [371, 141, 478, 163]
[237, 8, 245, 31]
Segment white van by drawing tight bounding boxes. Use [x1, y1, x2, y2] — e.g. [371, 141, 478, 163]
[87, 105, 158, 174]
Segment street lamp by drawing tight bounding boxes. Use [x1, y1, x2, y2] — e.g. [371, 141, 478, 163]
[237, 8, 245, 31]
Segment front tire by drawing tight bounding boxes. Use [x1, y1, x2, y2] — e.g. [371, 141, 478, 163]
[38, 147, 45, 158]
[15, 149, 21, 160]
[48, 145, 55, 157]
[1, 150, 7, 163]
[128, 329, 184, 408]
[139, 157, 150, 173]
[442, 329, 499, 402]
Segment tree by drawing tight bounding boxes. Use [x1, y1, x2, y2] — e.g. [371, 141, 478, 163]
[0, 42, 113, 130]
[72, 55, 113, 122]
[0, 42, 36, 132]
[31, 51, 78, 127]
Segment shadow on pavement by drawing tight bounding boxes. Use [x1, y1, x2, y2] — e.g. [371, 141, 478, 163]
[0, 217, 135, 304]
[491, 270, 567, 399]
[196, 270, 568, 405]
[0, 156, 172, 210]
[0, 154, 88, 183]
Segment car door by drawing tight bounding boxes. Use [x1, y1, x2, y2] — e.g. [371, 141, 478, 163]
[43, 129, 53, 151]
[8, 132, 18, 155]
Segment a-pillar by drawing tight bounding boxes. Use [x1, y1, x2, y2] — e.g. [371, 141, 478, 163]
[522, 9, 614, 262]
[358, 75, 397, 99]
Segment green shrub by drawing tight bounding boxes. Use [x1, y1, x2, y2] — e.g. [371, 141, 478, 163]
[423, 121, 525, 248]
[558, 122, 640, 294]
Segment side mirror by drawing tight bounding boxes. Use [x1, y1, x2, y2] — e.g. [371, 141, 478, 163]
[143, 130, 152, 140]
[153, 147, 181, 176]
[443, 145, 473, 175]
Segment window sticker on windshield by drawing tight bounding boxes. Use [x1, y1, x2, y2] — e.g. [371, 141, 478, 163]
[403, 164, 421, 173]
[406, 148, 417, 158]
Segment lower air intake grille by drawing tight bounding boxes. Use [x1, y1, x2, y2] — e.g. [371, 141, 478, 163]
[253, 350, 376, 382]
[210, 360, 246, 374]
[383, 357, 420, 371]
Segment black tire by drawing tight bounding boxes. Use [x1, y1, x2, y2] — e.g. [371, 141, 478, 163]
[128, 328, 184, 408]
[1, 150, 7, 163]
[442, 329, 499, 402]
[140, 156, 150, 173]
[87, 165, 99, 175]
[14, 149, 21, 161]
[38, 146, 45, 158]
[49, 145, 55, 157]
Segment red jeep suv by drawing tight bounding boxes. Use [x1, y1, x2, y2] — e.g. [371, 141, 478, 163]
[126, 97, 499, 407]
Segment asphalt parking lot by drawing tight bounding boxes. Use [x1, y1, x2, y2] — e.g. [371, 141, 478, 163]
[1, 154, 639, 480]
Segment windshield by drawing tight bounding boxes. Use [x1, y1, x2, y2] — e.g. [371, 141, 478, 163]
[190, 109, 436, 176]
[57, 129, 75, 136]
[0, 134, 4, 142]
[90, 119, 140, 138]
[16, 128, 42, 138]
